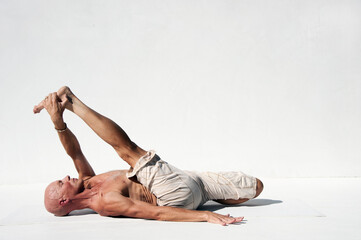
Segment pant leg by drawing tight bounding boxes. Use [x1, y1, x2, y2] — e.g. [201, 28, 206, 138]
[186, 171, 257, 201]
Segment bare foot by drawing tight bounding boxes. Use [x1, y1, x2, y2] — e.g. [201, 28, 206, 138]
[33, 86, 75, 114]
[33, 100, 45, 114]
[56, 86, 75, 110]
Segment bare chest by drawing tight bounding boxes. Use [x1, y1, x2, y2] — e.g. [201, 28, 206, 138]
[87, 170, 157, 206]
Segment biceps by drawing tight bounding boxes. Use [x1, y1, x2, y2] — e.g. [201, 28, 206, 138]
[102, 195, 160, 219]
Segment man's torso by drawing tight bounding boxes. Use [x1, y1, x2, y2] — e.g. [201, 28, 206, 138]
[84, 170, 157, 212]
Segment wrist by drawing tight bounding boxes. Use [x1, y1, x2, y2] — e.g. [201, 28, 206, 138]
[55, 122, 67, 132]
[204, 211, 210, 222]
[53, 118, 65, 130]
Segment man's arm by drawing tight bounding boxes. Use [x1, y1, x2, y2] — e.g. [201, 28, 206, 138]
[100, 192, 243, 226]
[55, 124, 95, 179]
[43, 93, 95, 179]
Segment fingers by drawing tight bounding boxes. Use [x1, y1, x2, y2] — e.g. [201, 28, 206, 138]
[33, 103, 44, 113]
[33, 95, 52, 114]
[223, 216, 237, 225]
[43, 93, 58, 105]
[33, 92, 63, 114]
[216, 217, 234, 226]
[221, 214, 244, 225]
[47, 92, 57, 103]
[44, 94, 51, 108]
[209, 212, 244, 226]
[51, 92, 57, 102]
[41, 93, 61, 115]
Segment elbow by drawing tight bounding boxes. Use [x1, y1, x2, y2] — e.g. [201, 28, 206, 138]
[156, 212, 165, 221]
[153, 207, 168, 221]
[98, 210, 109, 217]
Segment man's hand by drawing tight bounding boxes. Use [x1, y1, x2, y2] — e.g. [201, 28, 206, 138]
[33, 86, 74, 114]
[43, 92, 67, 129]
[205, 211, 244, 226]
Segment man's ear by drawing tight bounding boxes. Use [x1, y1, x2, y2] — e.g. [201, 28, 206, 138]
[59, 199, 70, 206]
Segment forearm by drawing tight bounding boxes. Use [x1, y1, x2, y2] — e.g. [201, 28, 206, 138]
[153, 206, 243, 225]
[53, 118, 95, 177]
[155, 206, 208, 222]
[53, 117, 82, 159]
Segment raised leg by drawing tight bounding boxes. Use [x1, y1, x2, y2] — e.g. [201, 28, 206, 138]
[34, 86, 146, 168]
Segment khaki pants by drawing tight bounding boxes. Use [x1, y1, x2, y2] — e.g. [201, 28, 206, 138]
[127, 151, 257, 210]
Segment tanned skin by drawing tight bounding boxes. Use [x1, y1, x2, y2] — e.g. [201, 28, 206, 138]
[34, 86, 263, 225]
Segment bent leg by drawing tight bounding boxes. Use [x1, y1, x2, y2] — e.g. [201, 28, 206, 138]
[192, 170, 263, 206]
[215, 178, 264, 205]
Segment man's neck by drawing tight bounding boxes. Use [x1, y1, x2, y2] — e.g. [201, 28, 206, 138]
[70, 188, 98, 211]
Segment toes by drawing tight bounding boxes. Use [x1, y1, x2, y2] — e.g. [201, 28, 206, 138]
[33, 101, 45, 114]
[33, 105, 40, 113]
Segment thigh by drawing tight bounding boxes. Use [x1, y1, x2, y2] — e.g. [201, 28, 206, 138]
[132, 154, 203, 210]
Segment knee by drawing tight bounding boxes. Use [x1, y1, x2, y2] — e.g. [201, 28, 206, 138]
[254, 178, 264, 198]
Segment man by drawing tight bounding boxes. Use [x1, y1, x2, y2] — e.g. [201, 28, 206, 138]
[33, 86, 263, 226]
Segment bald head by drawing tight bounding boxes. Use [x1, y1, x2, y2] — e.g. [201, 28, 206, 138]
[44, 176, 86, 216]
[44, 181, 71, 216]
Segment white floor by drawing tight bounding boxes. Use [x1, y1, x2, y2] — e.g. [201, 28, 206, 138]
[0, 178, 360, 240]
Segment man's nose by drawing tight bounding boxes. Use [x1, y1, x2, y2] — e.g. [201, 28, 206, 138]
[62, 175, 70, 181]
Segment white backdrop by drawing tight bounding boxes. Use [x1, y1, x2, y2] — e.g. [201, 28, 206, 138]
[0, 0, 360, 185]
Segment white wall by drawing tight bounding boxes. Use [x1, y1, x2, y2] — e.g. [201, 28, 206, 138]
[1, 0, 360, 185]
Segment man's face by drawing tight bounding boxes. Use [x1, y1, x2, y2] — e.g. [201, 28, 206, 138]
[50, 175, 84, 199]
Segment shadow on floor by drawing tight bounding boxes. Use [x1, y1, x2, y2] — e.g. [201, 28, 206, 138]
[198, 199, 283, 211]
[240, 198, 283, 206]
[68, 199, 283, 216]
[69, 208, 97, 216]
[69, 209, 132, 219]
